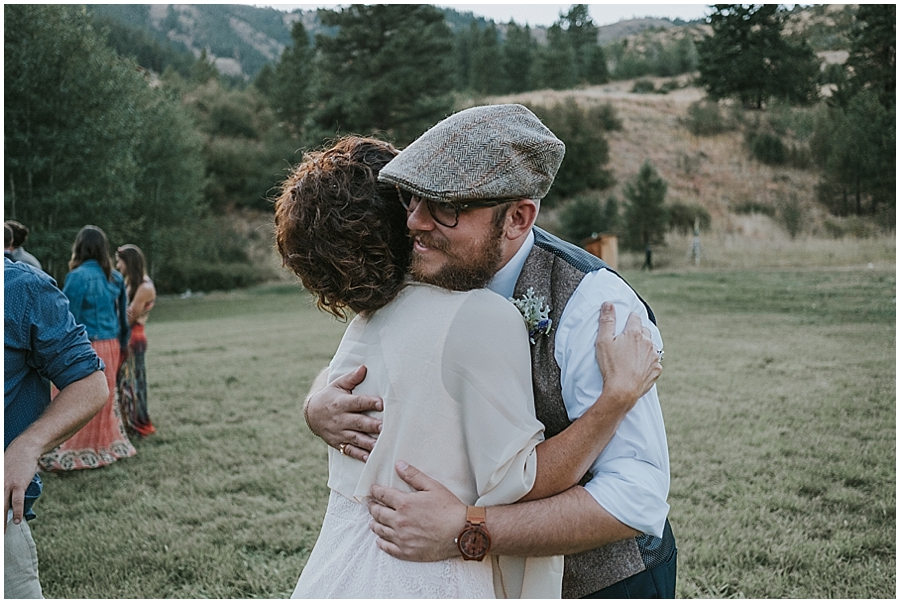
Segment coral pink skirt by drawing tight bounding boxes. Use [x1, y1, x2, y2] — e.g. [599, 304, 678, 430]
[40, 339, 136, 471]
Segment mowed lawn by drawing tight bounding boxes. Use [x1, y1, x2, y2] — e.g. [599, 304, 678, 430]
[32, 267, 895, 598]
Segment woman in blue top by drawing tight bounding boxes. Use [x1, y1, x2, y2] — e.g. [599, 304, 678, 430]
[40, 226, 136, 471]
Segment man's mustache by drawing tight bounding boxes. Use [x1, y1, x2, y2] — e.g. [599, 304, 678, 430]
[409, 230, 451, 253]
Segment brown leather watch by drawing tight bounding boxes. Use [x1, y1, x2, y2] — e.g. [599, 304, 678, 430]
[455, 505, 491, 561]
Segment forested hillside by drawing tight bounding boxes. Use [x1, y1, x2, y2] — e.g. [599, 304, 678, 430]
[5, 4, 893, 291]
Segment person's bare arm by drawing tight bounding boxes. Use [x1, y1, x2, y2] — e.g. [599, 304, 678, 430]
[368, 462, 638, 560]
[5, 370, 108, 530]
[303, 365, 383, 461]
[522, 303, 660, 501]
[126, 281, 155, 325]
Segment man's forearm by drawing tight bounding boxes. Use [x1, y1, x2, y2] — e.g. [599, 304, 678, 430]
[303, 367, 330, 435]
[490, 486, 640, 557]
[17, 371, 108, 455]
[522, 388, 632, 501]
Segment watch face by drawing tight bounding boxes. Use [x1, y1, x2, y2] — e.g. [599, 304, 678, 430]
[459, 527, 489, 558]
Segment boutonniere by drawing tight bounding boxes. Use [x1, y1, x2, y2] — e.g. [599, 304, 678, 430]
[510, 287, 552, 344]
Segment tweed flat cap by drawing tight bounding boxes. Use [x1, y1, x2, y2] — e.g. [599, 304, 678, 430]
[379, 104, 565, 203]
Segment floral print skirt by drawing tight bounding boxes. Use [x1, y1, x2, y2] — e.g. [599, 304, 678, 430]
[118, 324, 156, 437]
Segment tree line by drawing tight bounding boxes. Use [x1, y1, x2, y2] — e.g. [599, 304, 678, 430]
[5, 4, 893, 290]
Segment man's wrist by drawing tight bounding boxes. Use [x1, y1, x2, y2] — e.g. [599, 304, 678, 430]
[302, 397, 319, 437]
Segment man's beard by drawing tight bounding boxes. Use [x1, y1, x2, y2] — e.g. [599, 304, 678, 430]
[409, 223, 504, 292]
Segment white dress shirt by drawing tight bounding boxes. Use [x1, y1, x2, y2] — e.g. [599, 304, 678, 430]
[488, 230, 670, 538]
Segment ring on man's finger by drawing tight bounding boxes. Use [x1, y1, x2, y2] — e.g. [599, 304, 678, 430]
[339, 443, 349, 455]
[657, 349, 664, 363]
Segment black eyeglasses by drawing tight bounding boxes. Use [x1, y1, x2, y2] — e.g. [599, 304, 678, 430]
[396, 187, 519, 228]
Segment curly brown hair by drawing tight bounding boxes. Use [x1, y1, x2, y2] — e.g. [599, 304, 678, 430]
[274, 136, 411, 320]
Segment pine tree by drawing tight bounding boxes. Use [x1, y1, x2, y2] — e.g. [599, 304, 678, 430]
[4, 4, 206, 280]
[560, 5, 608, 85]
[530, 98, 614, 205]
[270, 21, 313, 137]
[846, 4, 896, 110]
[470, 23, 503, 95]
[623, 161, 669, 251]
[312, 5, 454, 145]
[696, 5, 819, 108]
[503, 22, 535, 93]
[538, 23, 577, 90]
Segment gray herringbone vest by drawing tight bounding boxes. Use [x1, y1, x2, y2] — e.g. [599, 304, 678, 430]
[514, 228, 670, 598]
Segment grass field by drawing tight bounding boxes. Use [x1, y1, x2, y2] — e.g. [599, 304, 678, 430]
[32, 264, 895, 598]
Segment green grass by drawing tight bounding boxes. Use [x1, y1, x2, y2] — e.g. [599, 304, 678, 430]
[32, 267, 895, 598]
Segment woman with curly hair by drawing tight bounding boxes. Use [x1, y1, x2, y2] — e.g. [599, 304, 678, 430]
[276, 136, 576, 598]
[115, 244, 157, 437]
[40, 225, 136, 471]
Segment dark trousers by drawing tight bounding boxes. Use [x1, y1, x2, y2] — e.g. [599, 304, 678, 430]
[582, 545, 677, 599]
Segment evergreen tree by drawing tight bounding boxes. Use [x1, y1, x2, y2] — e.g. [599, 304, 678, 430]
[191, 48, 220, 83]
[470, 23, 503, 95]
[696, 5, 820, 108]
[530, 98, 614, 205]
[812, 90, 895, 217]
[560, 5, 608, 84]
[4, 4, 206, 281]
[452, 22, 478, 90]
[270, 21, 313, 136]
[811, 5, 895, 220]
[538, 23, 577, 90]
[503, 22, 535, 93]
[846, 4, 895, 110]
[623, 161, 669, 251]
[312, 5, 454, 145]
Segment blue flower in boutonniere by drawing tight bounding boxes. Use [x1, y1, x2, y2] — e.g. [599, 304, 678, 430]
[509, 287, 552, 344]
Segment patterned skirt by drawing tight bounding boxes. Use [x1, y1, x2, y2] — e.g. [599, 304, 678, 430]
[39, 339, 137, 471]
[118, 324, 156, 437]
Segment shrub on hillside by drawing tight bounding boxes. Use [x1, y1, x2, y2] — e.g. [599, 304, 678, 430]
[733, 200, 777, 217]
[586, 102, 623, 132]
[558, 194, 620, 244]
[657, 79, 681, 94]
[631, 79, 656, 94]
[822, 215, 879, 239]
[682, 100, 734, 136]
[749, 131, 788, 165]
[668, 202, 712, 235]
[777, 194, 804, 238]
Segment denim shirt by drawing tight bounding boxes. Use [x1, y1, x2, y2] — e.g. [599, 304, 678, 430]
[5, 258, 104, 518]
[62, 259, 130, 350]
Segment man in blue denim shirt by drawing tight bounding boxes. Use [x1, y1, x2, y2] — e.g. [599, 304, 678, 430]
[5, 257, 108, 598]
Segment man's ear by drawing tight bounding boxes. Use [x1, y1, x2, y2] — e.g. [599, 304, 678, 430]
[504, 199, 538, 241]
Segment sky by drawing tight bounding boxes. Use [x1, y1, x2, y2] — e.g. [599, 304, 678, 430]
[258, 3, 712, 27]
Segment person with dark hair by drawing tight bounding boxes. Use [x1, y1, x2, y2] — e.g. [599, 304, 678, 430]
[4, 220, 42, 271]
[276, 136, 661, 598]
[115, 244, 157, 437]
[5, 253, 108, 597]
[306, 105, 676, 599]
[4, 224, 14, 259]
[39, 226, 136, 471]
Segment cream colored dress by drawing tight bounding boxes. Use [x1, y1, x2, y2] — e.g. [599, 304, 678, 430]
[292, 282, 563, 599]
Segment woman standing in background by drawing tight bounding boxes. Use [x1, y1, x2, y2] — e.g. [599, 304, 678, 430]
[116, 244, 157, 437]
[40, 226, 136, 470]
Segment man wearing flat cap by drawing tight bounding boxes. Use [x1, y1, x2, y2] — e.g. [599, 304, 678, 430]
[305, 104, 676, 598]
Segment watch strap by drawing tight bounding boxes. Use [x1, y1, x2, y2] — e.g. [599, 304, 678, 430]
[466, 505, 486, 525]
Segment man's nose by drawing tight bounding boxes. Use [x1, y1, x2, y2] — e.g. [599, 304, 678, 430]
[407, 200, 436, 230]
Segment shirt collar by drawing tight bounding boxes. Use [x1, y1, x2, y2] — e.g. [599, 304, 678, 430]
[487, 229, 534, 299]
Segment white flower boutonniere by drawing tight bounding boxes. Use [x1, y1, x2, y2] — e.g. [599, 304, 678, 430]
[510, 287, 552, 344]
